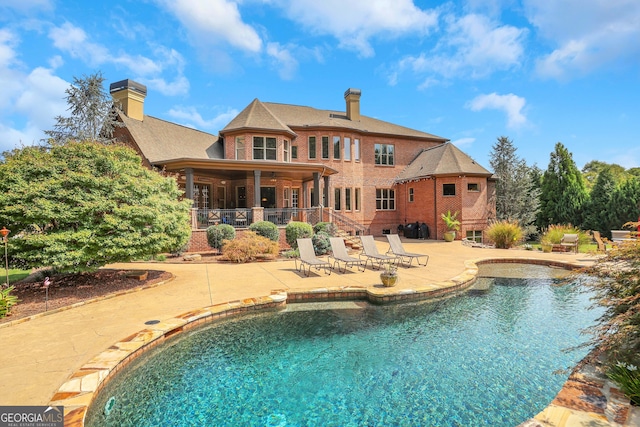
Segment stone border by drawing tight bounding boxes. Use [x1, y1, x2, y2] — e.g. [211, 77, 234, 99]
[49, 257, 635, 427]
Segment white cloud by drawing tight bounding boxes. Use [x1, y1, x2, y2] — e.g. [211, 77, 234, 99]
[271, 0, 438, 57]
[266, 42, 298, 80]
[525, 0, 640, 78]
[167, 106, 239, 131]
[48, 22, 189, 96]
[466, 92, 527, 128]
[158, 0, 262, 53]
[392, 13, 527, 84]
[451, 137, 475, 148]
[0, 0, 53, 14]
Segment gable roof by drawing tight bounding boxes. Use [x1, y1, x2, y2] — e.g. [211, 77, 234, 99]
[119, 113, 222, 163]
[396, 143, 492, 182]
[222, 99, 448, 142]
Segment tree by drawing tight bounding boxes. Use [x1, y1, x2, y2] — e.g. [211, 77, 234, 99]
[582, 168, 618, 238]
[609, 177, 640, 229]
[0, 142, 192, 273]
[488, 136, 540, 235]
[581, 160, 626, 190]
[44, 72, 123, 145]
[537, 142, 589, 229]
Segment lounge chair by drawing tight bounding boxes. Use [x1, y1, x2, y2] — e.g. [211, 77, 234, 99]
[328, 237, 364, 273]
[560, 234, 579, 253]
[591, 230, 607, 253]
[385, 234, 429, 267]
[207, 210, 222, 225]
[359, 235, 398, 270]
[295, 238, 332, 276]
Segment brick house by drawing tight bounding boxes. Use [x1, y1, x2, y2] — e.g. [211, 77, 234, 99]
[110, 79, 495, 250]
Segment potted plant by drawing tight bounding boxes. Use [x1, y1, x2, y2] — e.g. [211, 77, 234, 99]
[380, 262, 398, 287]
[441, 210, 460, 242]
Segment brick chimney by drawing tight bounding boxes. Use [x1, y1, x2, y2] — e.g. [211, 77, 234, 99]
[344, 88, 361, 121]
[110, 79, 147, 121]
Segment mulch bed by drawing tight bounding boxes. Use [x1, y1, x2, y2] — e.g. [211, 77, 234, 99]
[2, 269, 173, 324]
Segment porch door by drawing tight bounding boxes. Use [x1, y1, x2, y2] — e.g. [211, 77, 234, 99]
[217, 186, 226, 209]
[260, 186, 276, 208]
[192, 184, 211, 209]
[237, 186, 247, 208]
[291, 188, 300, 220]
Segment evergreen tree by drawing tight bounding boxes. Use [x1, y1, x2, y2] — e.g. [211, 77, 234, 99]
[44, 71, 123, 145]
[609, 177, 640, 229]
[582, 168, 618, 238]
[489, 136, 540, 235]
[0, 142, 192, 273]
[537, 142, 589, 229]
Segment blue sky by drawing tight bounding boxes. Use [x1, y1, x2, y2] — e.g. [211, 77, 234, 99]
[1, 0, 639, 170]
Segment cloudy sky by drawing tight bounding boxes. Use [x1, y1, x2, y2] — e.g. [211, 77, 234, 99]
[1, 0, 639, 170]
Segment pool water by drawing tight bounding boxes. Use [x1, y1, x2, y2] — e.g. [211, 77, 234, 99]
[87, 266, 601, 427]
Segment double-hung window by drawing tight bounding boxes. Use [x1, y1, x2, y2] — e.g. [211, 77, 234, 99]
[333, 136, 340, 159]
[321, 136, 329, 159]
[344, 137, 351, 161]
[374, 144, 394, 165]
[253, 136, 277, 160]
[308, 137, 316, 159]
[334, 188, 341, 210]
[235, 137, 245, 160]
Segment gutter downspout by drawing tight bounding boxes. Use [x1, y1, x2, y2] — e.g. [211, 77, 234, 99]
[433, 177, 438, 240]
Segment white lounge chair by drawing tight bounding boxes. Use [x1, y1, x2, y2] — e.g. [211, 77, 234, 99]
[385, 234, 429, 267]
[359, 235, 398, 270]
[328, 237, 364, 273]
[295, 238, 332, 276]
[560, 234, 579, 253]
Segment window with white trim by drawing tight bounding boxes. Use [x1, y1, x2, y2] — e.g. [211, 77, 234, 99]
[374, 144, 394, 165]
[345, 188, 352, 210]
[376, 188, 395, 210]
[344, 137, 351, 161]
[466, 230, 483, 243]
[321, 136, 329, 159]
[333, 136, 340, 159]
[443, 183, 456, 196]
[354, 139, 360, 161]
[355, 188, 361, 211]
[308, 137, 316, 159]
[334, 188, 341, 210]
[253, 136, 277, 160]
[408, 187, 414, 202]
[467, 183, 480, 192]
[284, 140, 290, 162]
[235, 137, 245, 160]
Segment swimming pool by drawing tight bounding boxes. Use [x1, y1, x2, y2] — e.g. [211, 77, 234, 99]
[86, 265, 601, 426]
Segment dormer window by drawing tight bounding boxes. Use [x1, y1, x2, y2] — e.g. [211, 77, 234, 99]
[253, 136, 277, 160]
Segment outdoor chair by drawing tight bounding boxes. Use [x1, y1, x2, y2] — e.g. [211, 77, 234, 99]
[295, 238, 332, 276]
[328, 237, 365, 273]
[385, 234, 429, 267]
[560, 233, 579, 253]
[359, 235, 398, 270]
[234, 210, 248, 227]
[207, 210, 221, 225]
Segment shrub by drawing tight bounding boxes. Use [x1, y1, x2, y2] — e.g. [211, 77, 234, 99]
[540, 224, 590, 245]
[313, 222, 337, 236]
[249, 221, 280, 242]
[312, 231, 332, 255]
[206, 224, 236, 250]
[486, 220, 523, 249]
[221, 231, 279, 263]
[285, 221, 313, 248]
[607, 362, 640, 406]
[0, 286, 19, 318]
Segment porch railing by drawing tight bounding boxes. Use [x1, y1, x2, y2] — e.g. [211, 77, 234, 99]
[196, 208, 252, 229]
[329, 210, 369, 236]
[263, 208, 319, 226]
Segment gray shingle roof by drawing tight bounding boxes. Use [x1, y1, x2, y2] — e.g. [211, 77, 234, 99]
[119, 113, 222, 163]
[222, 99, 447, 141]
[396, 143, 492, 182]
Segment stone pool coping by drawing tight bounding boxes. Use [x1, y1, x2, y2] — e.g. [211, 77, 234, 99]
[48, 257, 638, 427]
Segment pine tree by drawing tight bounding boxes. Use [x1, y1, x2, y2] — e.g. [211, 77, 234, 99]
[44, 71, 123, 145]
[537, 142, 588, 229]
[609, 177, 640, 230]
[489, 136, 540, 235]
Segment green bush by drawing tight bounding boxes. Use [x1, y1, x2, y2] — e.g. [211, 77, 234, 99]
[285, 221, 313, 248]
[486, 220, 523, 249]
[221, 231, 279, 263]
[540, 224, 590, 245]
[607, 361, 640, 406]
[312, 231, 332, 255]
[249, 221, 280, 242]
[313, 222, 337, 236]
[206, 224, 236, 250]
[0, 286, 19, 318]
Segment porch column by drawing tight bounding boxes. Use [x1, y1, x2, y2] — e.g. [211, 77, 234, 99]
[323, 175, 330, 208]
[253, 170, 262, 207]
[185, 168, 194, 205]
[312, 172, 320, 207]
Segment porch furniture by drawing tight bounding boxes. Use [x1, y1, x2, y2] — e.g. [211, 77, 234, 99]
[328, 237, 364, 273]
[386, 234, 429, 267]
[560, 234, 579, 253]
[207, 210, 222, 225]
[359, 235, 398, 270]
[295, 238, 332, 276]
